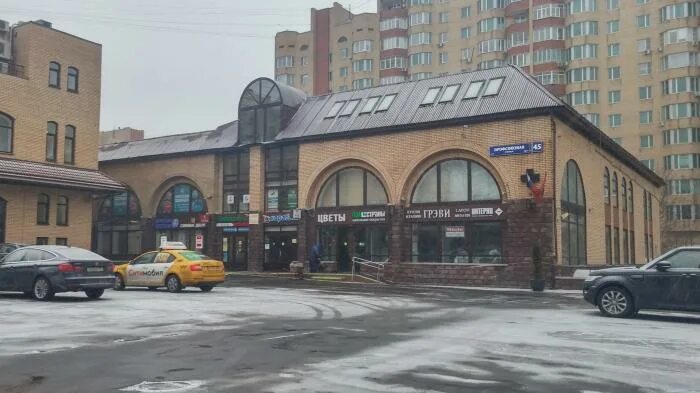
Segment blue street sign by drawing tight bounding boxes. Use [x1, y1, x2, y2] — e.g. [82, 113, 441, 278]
[489, 142, 544, 157]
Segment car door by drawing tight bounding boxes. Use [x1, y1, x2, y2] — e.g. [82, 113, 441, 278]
[644, 250, 700, 311]
[16, 248, 46, 292]
[0, 249, 25, 291]
[126, 252, 157, 286]
[151, 252, 176, 286]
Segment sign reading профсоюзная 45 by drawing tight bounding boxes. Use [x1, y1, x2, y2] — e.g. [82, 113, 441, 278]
[489, 142, 544, 157]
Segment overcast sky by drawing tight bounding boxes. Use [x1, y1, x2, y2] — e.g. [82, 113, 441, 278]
[2, 0, 375, 137]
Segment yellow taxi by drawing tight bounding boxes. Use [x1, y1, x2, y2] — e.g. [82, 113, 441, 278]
[113, 242, 225, 293]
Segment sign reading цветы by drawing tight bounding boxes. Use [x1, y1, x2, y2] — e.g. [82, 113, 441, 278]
[489, 142, 543, 157]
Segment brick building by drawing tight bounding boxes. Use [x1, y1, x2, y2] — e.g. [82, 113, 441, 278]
[275, 1, 700, 248]
[0, 21, 123, 248]
[99, 66, 663, 287]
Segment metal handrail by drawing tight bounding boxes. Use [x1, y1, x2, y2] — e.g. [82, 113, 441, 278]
[351, 257, 386, 282]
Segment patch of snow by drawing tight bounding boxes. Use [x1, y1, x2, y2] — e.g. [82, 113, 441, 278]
[120, 380, 206, 392]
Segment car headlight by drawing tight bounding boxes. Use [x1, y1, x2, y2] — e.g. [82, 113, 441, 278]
[584, 275, 601, 283]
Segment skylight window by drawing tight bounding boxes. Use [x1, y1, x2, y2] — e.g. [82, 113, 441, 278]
[438, 84, 461, 103]
[360, 96, 380, 114]
[376, 94, 397, 112]
[464, 80, 485, 99]
[326, 101, 345, 118]
[422, 87, 442, 105]
[339, 99, 361, 116]
[483, 77, 505, 96]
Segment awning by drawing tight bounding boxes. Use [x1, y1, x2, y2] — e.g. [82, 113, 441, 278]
[0, 157, 125, 192]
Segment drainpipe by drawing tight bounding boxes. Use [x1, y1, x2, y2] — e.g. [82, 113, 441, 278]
[550, 114, 558, 289]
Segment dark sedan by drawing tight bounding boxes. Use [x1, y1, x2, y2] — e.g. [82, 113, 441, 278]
[583, 246, 700, 317]
[0, 246, 115, 300]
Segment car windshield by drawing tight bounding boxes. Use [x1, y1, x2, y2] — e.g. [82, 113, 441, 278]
[178, 251, 211, 261]
[58, 248, 109, 261]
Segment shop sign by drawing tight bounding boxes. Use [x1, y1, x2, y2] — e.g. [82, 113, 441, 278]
[195, 235, 204, 250]
[159, 236, 168, 247]
[489, 142, 543, 157]
[404, 206, 504, 221]
[226, 194, 236, 205]
[317, 213, 346, 224]
[223, 227, 250, 233]
[445, 226, 465, 238]
[215, 215, 249, 227]
[154, 218, 179, 229]
[264, 213, 298, 224]
[288, 189, 298, 209]
[242, 194, 250, 204]
[173, 184, 191, 214]
[350, 210, 387, 223]
[292, 209, 302, 219]
[249, 213, 260, 225]
[267, 189, 279, 210]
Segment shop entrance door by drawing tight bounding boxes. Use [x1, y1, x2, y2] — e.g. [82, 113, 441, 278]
[225, 234, 248, 271]
[265, 232, 298, 272]
[0, 197, 5, 243]
[337, 227, 351, 272]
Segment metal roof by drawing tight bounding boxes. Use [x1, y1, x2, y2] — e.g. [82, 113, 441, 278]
[275, 66, 561, 140]
[0, 158, 124, 192]
[99, 121, 238, 162]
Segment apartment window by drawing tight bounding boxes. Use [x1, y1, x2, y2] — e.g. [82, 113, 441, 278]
[56, 238, 68, 246]
[567, 21, 598, 38]
[409, 12, 431, 26]
[460, 27, 471, 39]
[607, 20, 619, 34]
[340, 48, 349, 59]
[382, 36, 408, 50]
[640, 159, 655, 171]
[483, 78, 504, 96]
[639, 110, 653, 124]
[410, 0, 432, 4]
[49, 61, 60, 88]
[439, 52, 449, 64]
[609, 114, 623, 127]
[64, 125, 75, 164]
[636, 0, 649, 4]
[508, 53, 530, 67]
[638, 62, 651, 75]
[461, 6, 471, 18]
[567, 44, 598, 60]
[0, 112, 12, 153]
[36, 237, 49, 245]
[339, 67, 348, 77]
[275, 74, 294, 86]
[662, 77, 700, 95]
[533, 27, 564, 42]
[567, 67, 598, 83]
[46, 122, 57, 162]
[567, 90, 599, 105]
[56, 196, 68, 226]
[663, 103, 700, 120]
[439, 32, 448, 44]
[569, 0, 596, 14]
[411, 72, 433, 80]
[664, 154, 700, 170]
[478, 17, 504, 33]
[636, 14, 650, 28]
[37, 194, 50, 225]
[380, 76, 406, 85]
[410, 32, 432, 46]
[352, 59, 373, 73]
[353, 40, 373, 53]
[380, 17, 408, 31]
[460, 48, 473, 62]
[478, 39, 506, 53]
[582, 113, 600, 126]
[640, 135, 653, 148]
[662, 52, 700, 70]
[67, 67, 79, 93]
[637, 38, 651, 52]
[661, 2, 699, 22]
[439, 12, 449, 23]
[300, 56, 308, 66]
[275, 56, 294, 68]
[339, 99, 361, 116]
[478, 0, 505, 12]
[608, 90, 621, 104]
[668, 179, 700, 195]
[508, 31, 528, 48]
[300, 74, 309, 87]
[534, 4, 564, 19]
[608, 44, 620, 57]
[477, 59, 505, 70]
[410, 52, 432, 66]
[663, 27, 700, 45]
[352, 78, 373, 90]
[607, 0, 619, 9]
[666, 205, 700, 220]
[663, 128, 700, 145]
[533, 49, 564, 65]
[639, 86, 652, 100]
[608, 66, 621, 80]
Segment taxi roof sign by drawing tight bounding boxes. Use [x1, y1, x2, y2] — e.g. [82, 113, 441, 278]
[160, 241, 188, 250]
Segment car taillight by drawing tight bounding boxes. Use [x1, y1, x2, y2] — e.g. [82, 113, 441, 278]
[58, 263, 75, 273]
[189, 264, 203, 271]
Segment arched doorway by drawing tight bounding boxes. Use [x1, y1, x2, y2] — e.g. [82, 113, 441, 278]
[154, 183, 208, 250]
[407, 159, 503, 263]
[313, 167, 390, 271]
[95, 191, 143, 260]
[561, 160, 586, 265]
[0, 197, 6, 243]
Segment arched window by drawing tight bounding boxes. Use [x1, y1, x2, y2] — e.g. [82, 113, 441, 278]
[317, 168, 387, 207]
[56, 196, 68, 226]
[67, 67, 79, 92]
[300, 44, 309, 51]
[0, 112, 13, 153]
[46, 122, 57, 162]
[621, 177, 627, 212]
[157, 184, 207, 216]
[603, 167, 610, 204]
[561, 160, 586, 265]
[628, 182, 634, 213]
[611, 172, 618, 208]
[49, 61, 60, 88]
[99, 191, 142, 220]
[64, 125, 76, 164]
[0, 197, 6, 243]
[37, 193, 50, 225]
[338, 36, 348, 43]
[412, 159, 500, 203]
[96, 191, 143, 258]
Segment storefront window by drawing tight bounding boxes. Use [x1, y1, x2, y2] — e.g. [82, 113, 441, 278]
[561, 160, 587, 265]
[157, 184, 207, 215]
[266, 145, 298, 211]
[223, 150, 250, 213]
[412, 159, 500, 203]
[96, 191, 143, 259]
[317, 167, 388, 207]
[412, 223, 502, 263]
[155, 183, 207, 250]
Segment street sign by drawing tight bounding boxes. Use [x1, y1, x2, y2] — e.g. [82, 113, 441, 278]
[489, 142, 544, 157]
[195, 235, 204, 250]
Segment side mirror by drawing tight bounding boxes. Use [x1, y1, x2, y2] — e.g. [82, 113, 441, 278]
[655, 261, 671, 271]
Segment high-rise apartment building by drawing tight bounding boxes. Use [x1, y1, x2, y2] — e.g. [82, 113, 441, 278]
[275, 0, 699, 249]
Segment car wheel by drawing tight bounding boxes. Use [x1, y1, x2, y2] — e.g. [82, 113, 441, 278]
[597, 286, 635, 318]
[165, 274, 182, 293]
[114, 274, 125, 290]
[85, 289, 104, 299]
[199, 286, 213, 292]
[147, 286, 158, 291]
[32, 277, 55, 301]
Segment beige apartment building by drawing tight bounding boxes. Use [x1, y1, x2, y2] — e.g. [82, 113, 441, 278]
[275, 0, 700, 249]
[0, 20, 123, 248]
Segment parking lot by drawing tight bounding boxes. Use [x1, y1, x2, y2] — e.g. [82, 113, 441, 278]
[1, 276, 699, 393]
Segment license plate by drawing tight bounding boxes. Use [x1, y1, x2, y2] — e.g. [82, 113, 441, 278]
[86, 267, 104, 272]
[205, 266, 220, 271]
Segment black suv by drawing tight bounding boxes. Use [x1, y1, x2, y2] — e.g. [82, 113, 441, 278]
[583, 246, 700, 317]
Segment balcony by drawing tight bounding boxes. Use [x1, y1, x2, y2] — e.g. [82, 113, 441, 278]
[0, 62, 26, 79]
